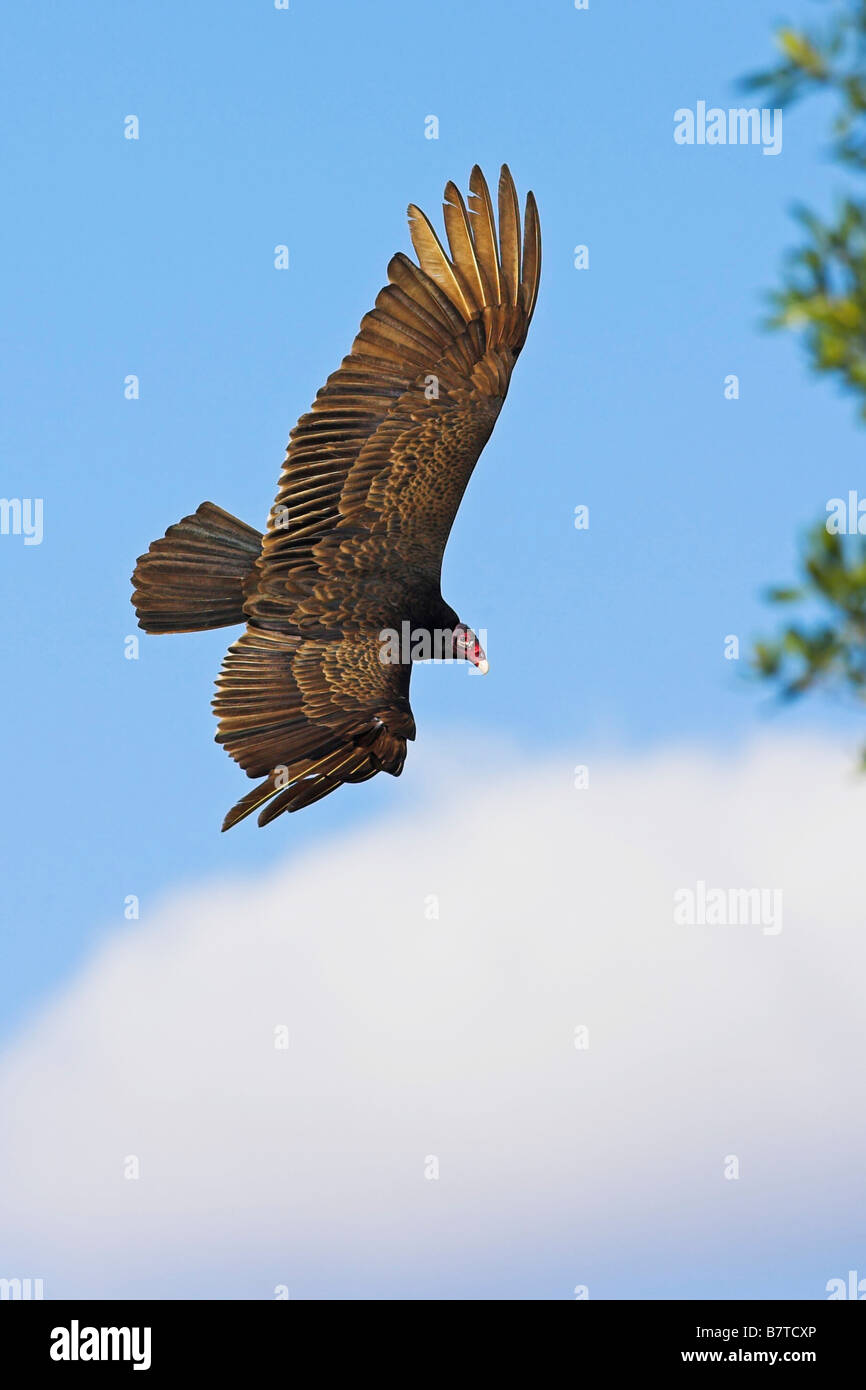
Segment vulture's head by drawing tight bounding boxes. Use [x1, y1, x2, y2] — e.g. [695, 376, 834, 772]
[452, 623, 489, 674]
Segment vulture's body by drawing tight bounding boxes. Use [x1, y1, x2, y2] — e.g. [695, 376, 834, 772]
[131, 166, 541, 827]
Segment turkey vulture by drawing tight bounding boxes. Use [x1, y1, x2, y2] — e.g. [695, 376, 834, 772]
[131, 165, 541, 828]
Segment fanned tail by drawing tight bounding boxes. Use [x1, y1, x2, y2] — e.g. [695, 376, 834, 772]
[131, 502, 262, 634]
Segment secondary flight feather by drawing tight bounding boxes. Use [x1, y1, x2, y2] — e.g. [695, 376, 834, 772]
[131, 165, 541, 828]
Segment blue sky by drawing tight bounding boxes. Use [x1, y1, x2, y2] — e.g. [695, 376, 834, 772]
[1, 0, 865, 1300]
[3, 0, 860, 1031]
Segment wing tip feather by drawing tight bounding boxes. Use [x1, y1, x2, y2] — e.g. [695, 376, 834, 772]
[406, 165, 540, 323]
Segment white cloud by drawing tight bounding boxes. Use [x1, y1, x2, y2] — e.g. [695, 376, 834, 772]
[1, 736, 864, 1299]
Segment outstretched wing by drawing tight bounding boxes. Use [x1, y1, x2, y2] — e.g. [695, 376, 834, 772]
[217, 165, 540, 826]
[216, 627, 414, 829]
[246, 164, 541, 628]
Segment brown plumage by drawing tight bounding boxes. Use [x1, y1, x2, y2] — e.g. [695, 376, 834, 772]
[131, 165, 541, 828]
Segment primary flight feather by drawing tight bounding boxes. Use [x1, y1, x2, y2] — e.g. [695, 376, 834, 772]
[131, 165, 541, 828]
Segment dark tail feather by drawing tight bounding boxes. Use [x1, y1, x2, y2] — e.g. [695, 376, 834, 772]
[131, 502, 262, 633]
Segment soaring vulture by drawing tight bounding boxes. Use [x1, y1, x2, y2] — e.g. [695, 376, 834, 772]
[131, 165, 541, 828]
